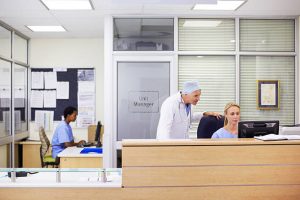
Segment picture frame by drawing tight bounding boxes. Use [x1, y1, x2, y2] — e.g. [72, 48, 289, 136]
[257, 80, 279, 110]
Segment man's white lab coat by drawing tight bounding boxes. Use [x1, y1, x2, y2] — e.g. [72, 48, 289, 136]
[156, 92, 203, 139]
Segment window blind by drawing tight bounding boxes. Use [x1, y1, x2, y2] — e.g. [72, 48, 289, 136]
[178, 56, 236, 137]
[179, 19, 235, 51]
[240, 56, 295, 125]
[240, 19, 295, 52]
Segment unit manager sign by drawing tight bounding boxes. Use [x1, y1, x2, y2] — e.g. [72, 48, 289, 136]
[128, 91, 159, 113]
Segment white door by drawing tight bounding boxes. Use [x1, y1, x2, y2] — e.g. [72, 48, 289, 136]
[117, 61, 170, 140]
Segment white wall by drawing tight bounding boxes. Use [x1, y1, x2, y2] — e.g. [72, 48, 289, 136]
[29, 38, 104, 141]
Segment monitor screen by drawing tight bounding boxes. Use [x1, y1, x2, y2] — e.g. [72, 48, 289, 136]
[238, 120, 279, 138]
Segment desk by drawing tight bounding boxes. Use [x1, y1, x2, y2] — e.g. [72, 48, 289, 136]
[58, 147, 103, 168]
[19, 141, 41, 168]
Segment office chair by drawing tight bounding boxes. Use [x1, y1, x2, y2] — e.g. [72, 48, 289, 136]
[197, 115, 225, 138]
[38, 127, 58, 168]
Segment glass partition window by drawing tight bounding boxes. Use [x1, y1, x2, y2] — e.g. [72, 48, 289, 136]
[113, 18, 174, 51]
[0, 60, 11, 137]
[178, 18, 296, 137]
[0, 24, 29, 168]
[14, 64, 28, 133]
[240, 19, 295, 52]
[178, 56, 236, 136]
[13, 34, 27, 63]
[240, 56, 295, 125]
[178, 19, 235, 51]
[0, 26, 11, 59]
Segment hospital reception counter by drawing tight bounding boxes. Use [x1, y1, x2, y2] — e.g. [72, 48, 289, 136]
[122, 138, 300, 199]
[1, 139, 300, 200]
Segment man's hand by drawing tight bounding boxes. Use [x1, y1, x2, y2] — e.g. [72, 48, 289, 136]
[78, 140, 86, 145]
[204, 111, 222, 119]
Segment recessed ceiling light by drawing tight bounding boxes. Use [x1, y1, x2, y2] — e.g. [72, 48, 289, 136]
[193, 0, 246, 11]
[26, 26, 66, 32]
[40, 0, 93, 10]
[183, 20, 222, 27]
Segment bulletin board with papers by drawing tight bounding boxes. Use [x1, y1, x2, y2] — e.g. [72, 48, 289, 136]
[30, 68, 95, 128]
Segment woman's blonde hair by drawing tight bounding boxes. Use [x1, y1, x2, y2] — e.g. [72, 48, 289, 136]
[224, 102, 240, 126]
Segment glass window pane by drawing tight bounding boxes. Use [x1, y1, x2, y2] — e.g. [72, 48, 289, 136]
[240, 19, 295, 52]
[14, 64, 28, 133]
[114, 18, 174, 51]
[240, 56, 295, 125]
[14, 34, 27, 63]
[178, 56, 236, 137]
[0, 26, 11, 58]
[179, 19, 235, 51]
[0, 60, 11, 137]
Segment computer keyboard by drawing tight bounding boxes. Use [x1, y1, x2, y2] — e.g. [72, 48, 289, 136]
[83, 142, 93, 147]
[76, 142, 93, 148]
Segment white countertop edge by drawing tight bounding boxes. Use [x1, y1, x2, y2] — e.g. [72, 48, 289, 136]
[58, 154, 103, 158]
[0, 183, 122, 188]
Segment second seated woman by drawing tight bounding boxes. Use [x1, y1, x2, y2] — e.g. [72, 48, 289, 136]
[211, 102, 240, 138]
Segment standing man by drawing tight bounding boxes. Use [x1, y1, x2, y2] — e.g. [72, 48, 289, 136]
[52, 106, 85, 161]
[156, 81, 220, 139]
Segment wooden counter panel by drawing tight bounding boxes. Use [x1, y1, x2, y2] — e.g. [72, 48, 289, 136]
[2, 185, 300, 200]
[123, 185, 300, 200]
[123, 145, 300, 167]
[123, 165, 300, 187]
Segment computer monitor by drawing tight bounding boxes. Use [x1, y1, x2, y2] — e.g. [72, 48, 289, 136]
[238, 120, 279, 138]
[94, 121, 102, 147]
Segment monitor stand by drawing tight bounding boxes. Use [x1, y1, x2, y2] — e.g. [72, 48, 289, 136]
[95, 141, 102, 147]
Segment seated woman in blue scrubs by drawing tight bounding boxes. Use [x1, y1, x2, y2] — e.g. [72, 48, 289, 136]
[52, 106, 85, 161]
[211, 102, 240, 138]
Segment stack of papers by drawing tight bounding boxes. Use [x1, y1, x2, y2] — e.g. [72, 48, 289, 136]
[254, 134, 300, 141]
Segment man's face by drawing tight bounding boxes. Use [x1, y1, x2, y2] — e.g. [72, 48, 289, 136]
[185, 90, 201, 105]
[68, 111, 78, 122]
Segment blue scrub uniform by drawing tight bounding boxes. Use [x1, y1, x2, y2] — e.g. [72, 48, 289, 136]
[211, 127, 238, 139]
[51, 121, 74, 158]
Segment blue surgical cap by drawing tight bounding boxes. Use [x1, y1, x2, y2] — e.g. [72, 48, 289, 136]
[182, 81, 200, 94]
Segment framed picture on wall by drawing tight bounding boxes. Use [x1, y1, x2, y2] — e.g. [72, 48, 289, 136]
[257, 80, 279, 110]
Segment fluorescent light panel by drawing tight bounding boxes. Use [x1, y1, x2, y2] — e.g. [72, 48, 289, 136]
[193, 0, 246, 11]
[27, 26, 66, 32]
[41, 0, 93, 10]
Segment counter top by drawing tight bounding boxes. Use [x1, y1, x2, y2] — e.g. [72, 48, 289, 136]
[18, 140, 41, 145]
[122, 138, 300, 147]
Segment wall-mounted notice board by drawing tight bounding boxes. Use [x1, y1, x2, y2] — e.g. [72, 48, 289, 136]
[30, 68, 95, 124]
